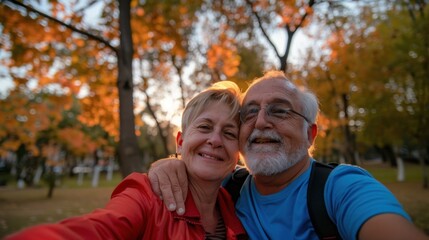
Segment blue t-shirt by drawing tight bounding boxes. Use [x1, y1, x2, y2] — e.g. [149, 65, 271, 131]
[235, 160, 411, 240]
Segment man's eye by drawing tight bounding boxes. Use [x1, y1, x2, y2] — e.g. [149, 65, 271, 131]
[269, 106, 290, 117]
[247, 107, 260, 114]
[243, 107, 259, 119]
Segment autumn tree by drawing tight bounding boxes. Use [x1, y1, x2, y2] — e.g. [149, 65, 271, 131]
[1, 0, 146, 177]
[299, 0, 428, 187]
[0, 79, 70, 183]
[354, 1, 429, 187]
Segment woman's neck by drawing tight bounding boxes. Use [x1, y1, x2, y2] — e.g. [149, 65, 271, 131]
[188, 179, 221, 233]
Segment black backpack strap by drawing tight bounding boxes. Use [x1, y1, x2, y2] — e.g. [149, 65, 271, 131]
[307, 161, 342, 240]
[223, 166, 249, 203]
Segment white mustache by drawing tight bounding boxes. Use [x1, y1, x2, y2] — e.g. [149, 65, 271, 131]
[248, 129, 283, 144]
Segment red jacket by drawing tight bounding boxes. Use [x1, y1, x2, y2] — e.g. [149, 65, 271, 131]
[6, 173, 247, 240]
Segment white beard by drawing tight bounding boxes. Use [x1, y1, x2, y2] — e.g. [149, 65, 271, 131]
[243, 129, 308, 176]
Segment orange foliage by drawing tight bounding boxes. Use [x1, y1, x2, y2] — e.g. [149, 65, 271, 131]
[324, 30, 345, 61]
[57, 128, 99, 156]
[207, 33, 241, 78]
[0, 0, 204, 161]
[316, 113, 340, 138]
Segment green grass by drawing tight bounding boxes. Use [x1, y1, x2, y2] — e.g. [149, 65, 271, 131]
[1, 163, 428, 237]
[362, 162, 429, 235]
[363, 161, 424, 183]
[0, 172, 122, 237]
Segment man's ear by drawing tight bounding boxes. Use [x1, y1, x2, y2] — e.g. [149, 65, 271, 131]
[307, 124, 318, 145]
[176, 131, 183, 154]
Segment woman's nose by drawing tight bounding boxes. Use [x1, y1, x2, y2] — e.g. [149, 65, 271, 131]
[207, 132, 223, 148]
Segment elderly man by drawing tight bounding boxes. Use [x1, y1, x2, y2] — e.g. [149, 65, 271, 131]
[149, 71, 428, 239]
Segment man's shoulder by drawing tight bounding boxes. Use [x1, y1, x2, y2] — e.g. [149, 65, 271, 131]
[330, 163, 372, 177]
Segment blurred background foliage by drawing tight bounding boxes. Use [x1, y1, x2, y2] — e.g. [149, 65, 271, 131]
[0, 0, 427, 192]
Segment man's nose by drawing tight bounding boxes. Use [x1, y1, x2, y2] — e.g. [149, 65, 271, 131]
[254, 108, 272, 129]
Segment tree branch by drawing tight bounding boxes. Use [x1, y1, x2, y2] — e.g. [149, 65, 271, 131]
[245, 0, 281, 60]
[4, 0, 118, 56]
[294, 0, 316, 32]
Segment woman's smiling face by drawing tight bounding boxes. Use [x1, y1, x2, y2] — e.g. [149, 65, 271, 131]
[178, 101, 240, 182]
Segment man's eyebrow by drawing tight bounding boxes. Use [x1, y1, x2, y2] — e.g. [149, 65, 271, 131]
[242, 100, 258, 106]
[243, 98, 293, 106]
[271, 98, 292, 106]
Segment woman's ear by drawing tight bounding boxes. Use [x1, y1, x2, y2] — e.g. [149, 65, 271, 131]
[176, 131, 183, 154]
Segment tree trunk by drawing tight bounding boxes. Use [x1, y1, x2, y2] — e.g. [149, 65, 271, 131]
[341, 93, 357, 165]
[279, 29, 294, 73]
[396, 157, 405, 182]
[117, 0, 144, 177]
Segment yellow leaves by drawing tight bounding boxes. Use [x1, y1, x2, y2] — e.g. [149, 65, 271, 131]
[172, 45, 187, 58]
[316, 113, 340, 138]
[281, 16, 292, 25]
[68, 80, 81, 95]
[13, 77, 28, 86]
[131, 0, 139, 8]
[273, 1, 315, 29]
[22, 50, 34, 62]
[179, 6, 188, 15]
[27, 145, 40, 156]
[39, 43, 50, 52]
[39, 76, 53, 86]
[207, 34, 241, 78]
[330, 50, 338, 60]
[78, 87, 120, 140]
[52, 2, 66, 19]
[305, 6, 314, 15]
[136, 7, 145, 17]
[207, 45, 220, 69]
[227, 57, 241, 75]
[253, 0, 270, 10]
[57, 128, 98, 156]
[2, 140, 21, 152]
[75, 39, 85, 48]
[42, 30, 55, 42]
[324, 30, 346, 61]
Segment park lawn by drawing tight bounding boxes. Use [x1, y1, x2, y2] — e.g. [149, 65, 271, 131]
[0, 163, 428, 237]
[363, 162, 429, 235]
[0, 172, 122, 237]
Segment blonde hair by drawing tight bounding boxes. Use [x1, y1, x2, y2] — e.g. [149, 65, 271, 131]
[181, 81, 242, 133]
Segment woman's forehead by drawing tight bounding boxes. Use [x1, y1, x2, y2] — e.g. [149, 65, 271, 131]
[192, 102, 236, 122]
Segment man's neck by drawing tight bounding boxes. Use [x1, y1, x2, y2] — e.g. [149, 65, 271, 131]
[253, 158, 311, 195]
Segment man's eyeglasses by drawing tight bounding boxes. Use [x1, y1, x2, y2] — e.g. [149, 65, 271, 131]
[240, 103, 311, 124]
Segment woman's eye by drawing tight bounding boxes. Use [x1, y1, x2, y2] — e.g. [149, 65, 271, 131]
[197, 124, 211, 130]
[224, 131, 238, 139]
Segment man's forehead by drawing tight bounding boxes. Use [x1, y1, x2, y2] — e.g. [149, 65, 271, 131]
[243, 78, 298, 103]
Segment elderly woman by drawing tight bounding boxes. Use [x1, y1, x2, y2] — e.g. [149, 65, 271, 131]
[6, 81, 247, 240]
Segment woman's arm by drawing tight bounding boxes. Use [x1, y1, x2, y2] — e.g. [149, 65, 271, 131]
[6, 173, 153, 240]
